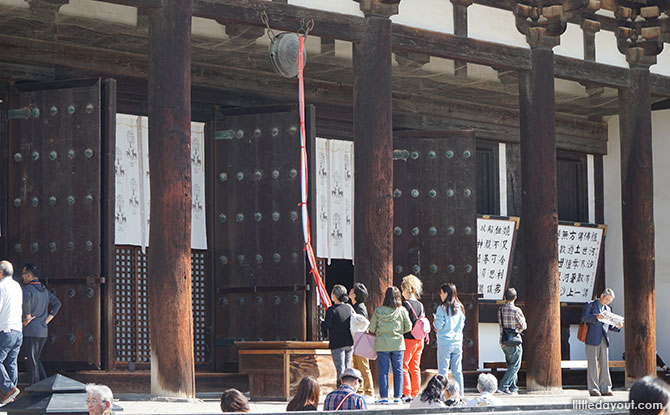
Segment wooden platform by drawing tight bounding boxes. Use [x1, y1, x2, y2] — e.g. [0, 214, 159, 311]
[483, 360, 625, 375]
[237, 341, 337, 401]
[60, 371, 248, 394]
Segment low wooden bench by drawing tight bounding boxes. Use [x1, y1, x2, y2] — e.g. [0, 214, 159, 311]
[484, 360, 625, 375]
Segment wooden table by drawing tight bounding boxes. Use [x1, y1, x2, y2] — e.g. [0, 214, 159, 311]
[236, 341, 337, 401]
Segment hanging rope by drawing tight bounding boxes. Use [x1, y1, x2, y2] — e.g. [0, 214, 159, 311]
[297, 32, 331, 308]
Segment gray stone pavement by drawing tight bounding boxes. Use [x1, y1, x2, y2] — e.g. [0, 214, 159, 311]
[93, 389, 629, 414]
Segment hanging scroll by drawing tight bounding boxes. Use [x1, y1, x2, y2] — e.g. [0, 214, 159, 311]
[476, 216, 519, 301]
[315, 137, 354, 261]
[114, 114, 207, 249]
[558, 223, 605, 303]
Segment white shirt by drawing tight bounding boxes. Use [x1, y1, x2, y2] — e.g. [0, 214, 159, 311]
[0, 276, 23, 332]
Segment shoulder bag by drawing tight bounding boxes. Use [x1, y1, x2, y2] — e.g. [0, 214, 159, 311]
[499, 308, 522, 346]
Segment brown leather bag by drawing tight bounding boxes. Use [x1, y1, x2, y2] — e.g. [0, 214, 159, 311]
[577, 301, 596, 342]
[577, 322, 588, 342]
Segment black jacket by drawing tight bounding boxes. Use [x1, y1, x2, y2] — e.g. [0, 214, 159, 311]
[322, 303, 353, 349]
[352, 302, 368, 319]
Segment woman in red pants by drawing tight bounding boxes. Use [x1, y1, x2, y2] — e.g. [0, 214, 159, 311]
[401, 274, 426, 401]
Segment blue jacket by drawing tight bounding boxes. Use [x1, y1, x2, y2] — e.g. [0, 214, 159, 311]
[580, 300, 620, 347]
[434, 304, 465, 345]
[23, 281, 62, 338]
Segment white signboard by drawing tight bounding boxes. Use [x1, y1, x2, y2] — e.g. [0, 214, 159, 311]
[477, 217, 517, 301]
[115, 114, 208, 250]
[558, 224, 604, 303]
[315, 137, 354, 261]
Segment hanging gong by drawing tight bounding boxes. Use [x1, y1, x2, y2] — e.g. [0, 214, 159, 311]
[269, 32, 307, 78]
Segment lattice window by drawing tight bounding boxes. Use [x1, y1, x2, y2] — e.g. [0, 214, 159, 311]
[114, 247, 210, 366]
[137, 252, 150, 362]
[192, 251, 207, 363]
[114, 247, 137, 362]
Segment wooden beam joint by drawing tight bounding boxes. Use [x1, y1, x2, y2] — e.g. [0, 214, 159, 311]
[614, 0, 665, 67]
[354, 0, 401, 17]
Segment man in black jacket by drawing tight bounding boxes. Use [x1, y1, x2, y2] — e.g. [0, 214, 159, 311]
[21, 264, 62, 385]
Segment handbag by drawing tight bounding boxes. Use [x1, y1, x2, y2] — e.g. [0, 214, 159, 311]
[577, 301, 597, 342]
[499, 308, 522, 346]
[353, 331, 377, 360]
[348, 305, 370, 336]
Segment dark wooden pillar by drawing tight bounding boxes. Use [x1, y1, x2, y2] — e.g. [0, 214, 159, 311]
[514, 0, 598, 391]
[451, 0, 472, 78]
[517, 46, 562, 392]
[352, 0, 398, 309]
[147, 0, 195, 397]
[614, 0, 664, 387]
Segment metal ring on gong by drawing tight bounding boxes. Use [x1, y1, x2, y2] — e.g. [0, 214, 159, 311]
[269, 33, 307, 78]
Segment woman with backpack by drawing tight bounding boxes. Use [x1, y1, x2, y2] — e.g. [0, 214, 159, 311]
[433, 282, 466, 397]
[401, 274, 427, 401]
[369, 286, 412, 404]
[322, 285, 354, 386]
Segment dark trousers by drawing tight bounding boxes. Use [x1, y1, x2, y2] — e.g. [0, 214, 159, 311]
[22, 337, 47, 385]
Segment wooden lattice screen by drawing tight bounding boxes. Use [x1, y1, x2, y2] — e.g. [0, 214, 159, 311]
[114, 246, 209, 368]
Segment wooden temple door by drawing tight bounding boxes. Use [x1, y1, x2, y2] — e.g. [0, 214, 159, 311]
[210, 106, 310, 371]
[392, 130, 479, 370]
[4, 79, 115, 369]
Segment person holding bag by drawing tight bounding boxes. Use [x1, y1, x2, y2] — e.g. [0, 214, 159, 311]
[369, 286, 412, 404]
[497, 287, 526, 395]
[401, 274, 427, 401]
[349, 283, 375, 401]
[322, 285, 354, 387]
[433, 282, 465, 398]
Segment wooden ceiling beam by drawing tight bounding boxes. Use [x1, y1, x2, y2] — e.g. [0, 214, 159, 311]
[192, 0, 365, 41]
[0, 33, 606, 153]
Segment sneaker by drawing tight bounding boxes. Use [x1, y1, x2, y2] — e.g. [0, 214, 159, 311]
[376, 399, 389, 405]
[509, 390, 519, 396]
[402, 396, 413, 403]
[497, 389, 511, 395]
[0, 387, 19, 405]
[589, 390, 601, 397]
[393, 398, 402, 404]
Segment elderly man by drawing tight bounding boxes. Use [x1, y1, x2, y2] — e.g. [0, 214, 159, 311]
[444, 381, 466, 407]
[21, 263, 62, 385]
[323, 368, 367, 410]
[467, 373, 503, 407]
[581, 288, 623, 396]
[86, 384, 113, 415]
[0, 261, 23, 405]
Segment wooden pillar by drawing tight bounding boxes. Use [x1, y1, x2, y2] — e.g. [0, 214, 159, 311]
[518, 45, 562, 392]
[514, 0, 598, 391]
[352, 0, 399, 309]
[614, 0, 664, 387]
[147, 0, 195, 397]
[451, 0, 472, 78]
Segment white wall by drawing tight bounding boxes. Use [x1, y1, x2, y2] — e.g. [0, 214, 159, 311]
[603, 110, 670, 365]
[478, 322, 588, 368]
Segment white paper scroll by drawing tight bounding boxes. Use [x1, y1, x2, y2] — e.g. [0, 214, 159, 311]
[114, 114, 207, 250]
[190, 123, 207, 250]
[558, 224, 604, 302]
[115, 114, 145, 247]
[315, 138, 354, 261]
[477, 217, 518, 301]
